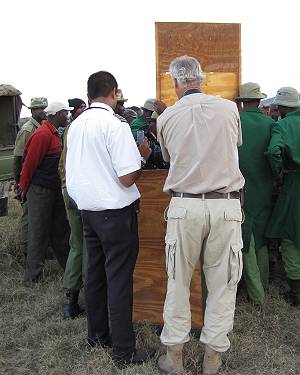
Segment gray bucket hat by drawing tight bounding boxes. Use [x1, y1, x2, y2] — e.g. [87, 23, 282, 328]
[273, 87, 300, 108]
[236, 82, 267, 101]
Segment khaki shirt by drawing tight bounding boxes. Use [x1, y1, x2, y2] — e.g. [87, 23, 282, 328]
[58, 125, 69, 189]
[157, 93, 245, 194]
[14, 117, 40, 157]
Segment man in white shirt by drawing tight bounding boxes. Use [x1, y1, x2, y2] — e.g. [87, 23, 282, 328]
[66, 71, 151, 368]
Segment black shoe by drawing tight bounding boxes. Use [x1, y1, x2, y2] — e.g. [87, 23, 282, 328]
[87, 337, 112, 348]
[63, 289, 84, 319]
[113, 348, 154, 369]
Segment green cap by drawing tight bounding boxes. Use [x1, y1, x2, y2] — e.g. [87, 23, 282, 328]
[236, 82, 267, 101]
[116, 89, 128, 102]
[142, 98, 156, 112]
[28, 97, 48, 109]
[273, 87, 300, 108]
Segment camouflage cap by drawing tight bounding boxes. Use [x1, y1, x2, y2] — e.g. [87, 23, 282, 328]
[236, 82, 267, 101]
[116, 89, 128, 102]
[273, 87, 300, 108]
[142, 98, 156, 112]
[28, 97, 48, 109]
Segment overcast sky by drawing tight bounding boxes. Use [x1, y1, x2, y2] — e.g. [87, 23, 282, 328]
[1, 0, 299, 117]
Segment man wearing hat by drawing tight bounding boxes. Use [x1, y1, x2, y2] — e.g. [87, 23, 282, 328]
[130, 98, 156, 139]
[236, 83, 275, 305]
[20, 102, 72, 284]
[68, 98, 86, 121]
[13, 97, 48, 257]
[266, 87, 300, 307]
[115, 89, 128, 119]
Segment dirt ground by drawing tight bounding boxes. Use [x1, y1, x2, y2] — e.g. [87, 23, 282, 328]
[0, 195, 299, 375]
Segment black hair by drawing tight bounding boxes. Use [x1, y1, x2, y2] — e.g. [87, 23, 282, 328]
[87, 71, 118, 99]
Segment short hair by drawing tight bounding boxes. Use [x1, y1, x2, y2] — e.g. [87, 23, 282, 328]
[87, 71, 118, 99]
[169, 55, 205, 86]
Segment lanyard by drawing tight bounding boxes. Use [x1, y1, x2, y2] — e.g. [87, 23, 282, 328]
[83, 106, 109, 113]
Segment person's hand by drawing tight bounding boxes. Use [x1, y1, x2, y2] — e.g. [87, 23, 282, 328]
[154, 100, 167, 115]
[21, 191, 27, 204]
[138, 137, 152, 161]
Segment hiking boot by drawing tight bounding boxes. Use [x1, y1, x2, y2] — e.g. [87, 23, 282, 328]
[288, 279, 300, 308]
[63, 289, 84, 319]
[158, 344, 184, 375]
[202, 345, 222, 375]
[113, 348, 151, 369]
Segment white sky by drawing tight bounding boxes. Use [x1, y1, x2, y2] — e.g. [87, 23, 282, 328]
[1, 0, 299, 117]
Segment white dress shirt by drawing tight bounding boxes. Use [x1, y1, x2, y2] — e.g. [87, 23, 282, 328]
[66, 102, 141, 211]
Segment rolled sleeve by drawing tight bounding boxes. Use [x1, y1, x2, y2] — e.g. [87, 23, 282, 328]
[108, 122, 141, 177]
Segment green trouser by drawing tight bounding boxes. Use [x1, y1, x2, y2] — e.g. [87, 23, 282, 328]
[62, 188, 87, 291]
[281, 240, 300, 280]
[20, 201, 28, 254]
[243, 236, 269, 305]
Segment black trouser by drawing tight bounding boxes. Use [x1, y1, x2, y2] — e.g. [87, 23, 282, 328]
[81, 203, 139, 361]
[24, 184, 70, 282]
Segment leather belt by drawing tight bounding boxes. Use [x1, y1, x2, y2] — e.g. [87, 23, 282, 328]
[171, 191, 240, 199]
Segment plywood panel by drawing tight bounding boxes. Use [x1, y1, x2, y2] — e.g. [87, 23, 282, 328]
[133, 170, 203, 327]
[156, 22, 241, 104]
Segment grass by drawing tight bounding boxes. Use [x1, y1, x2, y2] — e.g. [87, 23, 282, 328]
[0, 194, 299, 375]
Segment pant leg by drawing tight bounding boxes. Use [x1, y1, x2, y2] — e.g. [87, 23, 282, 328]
[25, 184, 54, 282]
[257, 245, 269, 290]
[50, 190, 70, 270]
[81, 211, 109, 343]
[243, 236, 265, 304]
[160, 197, 207, 346]
[281, 240, 300, 280]
[20, 201, 28, 255]
[62, 188, 85, 290]
[200, 199, 243, 353]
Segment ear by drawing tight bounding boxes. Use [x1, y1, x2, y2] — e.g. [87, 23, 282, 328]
[87, 93, 92, 103]
[173, 78, 179, 89]
[111, 87, 117, 100]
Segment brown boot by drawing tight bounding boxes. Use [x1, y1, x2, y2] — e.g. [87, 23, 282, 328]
[202, 345, 222, 375]
[158, 344, 184, 375]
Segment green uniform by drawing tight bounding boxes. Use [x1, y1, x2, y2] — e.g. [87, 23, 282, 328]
[266, 110, 300, 280]
[238, 108, 275, 303]
[14, 117, 40, 254]
[130, 117, 148, 140]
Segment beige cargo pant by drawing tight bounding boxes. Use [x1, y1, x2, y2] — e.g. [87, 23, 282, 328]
[160, 197, 243, 352]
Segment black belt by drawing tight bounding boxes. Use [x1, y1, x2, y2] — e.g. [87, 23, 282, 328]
[171, 191, 240, 199]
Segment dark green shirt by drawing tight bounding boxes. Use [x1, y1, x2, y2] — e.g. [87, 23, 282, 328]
[130, 117, 148, 140]
[266, 110, 300, 245]
[239, 108, 275, 251]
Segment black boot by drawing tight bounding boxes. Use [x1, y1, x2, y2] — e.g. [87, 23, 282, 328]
[289, 279, 300, 307]
[63, 289, 84, 319]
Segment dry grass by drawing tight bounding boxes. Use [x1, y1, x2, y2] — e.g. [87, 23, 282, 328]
[0, 194, 299, 375]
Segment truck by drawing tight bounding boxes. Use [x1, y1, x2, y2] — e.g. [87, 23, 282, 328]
[0, 84, 22, 215]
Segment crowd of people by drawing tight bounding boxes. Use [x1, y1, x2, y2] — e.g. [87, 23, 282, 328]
[11, 55, 300, 375]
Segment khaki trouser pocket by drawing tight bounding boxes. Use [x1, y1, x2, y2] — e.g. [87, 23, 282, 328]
[228, 244, 243, 288]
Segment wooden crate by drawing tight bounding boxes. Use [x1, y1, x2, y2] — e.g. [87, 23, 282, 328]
[155, 22, 241, 104]
[133, 170, 203, 327]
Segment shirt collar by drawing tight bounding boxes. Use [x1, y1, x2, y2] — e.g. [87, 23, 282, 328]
[242, 108, 262, 113]
[43, 120, 59, 134]
[31, 117, 41, 128]
[183, 88, 202, 96]
[90, 102, 114, 113]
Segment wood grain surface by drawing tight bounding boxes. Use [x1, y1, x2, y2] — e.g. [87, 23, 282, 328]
[133, 170, 203, 327]
[155, 22, 241, 104]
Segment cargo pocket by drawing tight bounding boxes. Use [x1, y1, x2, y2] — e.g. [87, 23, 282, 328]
[165, 239, 176, 280]
[228, 244, 243, 288]
[224, 208, 243, 222]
